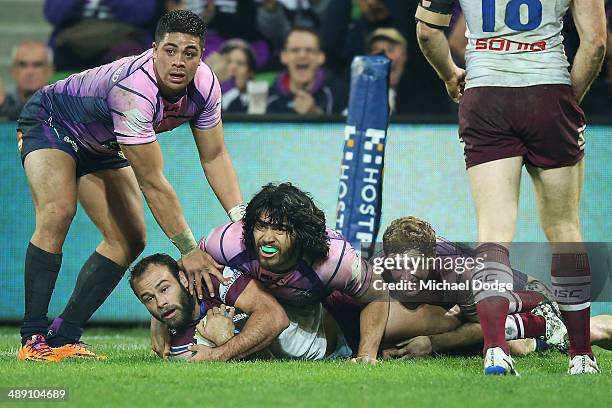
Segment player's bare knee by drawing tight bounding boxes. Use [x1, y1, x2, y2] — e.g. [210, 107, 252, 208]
[542, 222, 581, 243]
[508, 339, 533, 357]
[591, 315, 612, 343]
[37, 202, 76, 232]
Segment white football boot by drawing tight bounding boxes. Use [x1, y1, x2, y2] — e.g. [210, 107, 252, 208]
[484, 347, 520, 376]
[568, 355, 600, 375]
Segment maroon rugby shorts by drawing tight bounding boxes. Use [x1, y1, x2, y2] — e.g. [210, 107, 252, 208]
[458, 85, 585, 169]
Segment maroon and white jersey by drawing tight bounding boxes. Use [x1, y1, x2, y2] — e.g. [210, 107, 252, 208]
[168, 267, 250, 359]
[416, 0, 572, 88]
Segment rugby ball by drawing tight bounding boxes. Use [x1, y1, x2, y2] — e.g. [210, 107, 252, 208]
[168, 308, 250, 360]
[193, 315, 217, 347]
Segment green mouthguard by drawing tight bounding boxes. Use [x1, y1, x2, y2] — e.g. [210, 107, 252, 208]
[261, 245, 278, 254]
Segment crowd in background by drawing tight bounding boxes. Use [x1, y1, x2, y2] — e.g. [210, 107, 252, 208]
[1, 0, 611, 121]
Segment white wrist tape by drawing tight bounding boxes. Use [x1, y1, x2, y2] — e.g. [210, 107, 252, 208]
[228, 204, 246, 222]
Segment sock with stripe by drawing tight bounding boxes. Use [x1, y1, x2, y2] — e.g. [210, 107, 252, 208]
[551, 253, 593, 358]
[505, 312, 546, 340]
[511, 291, 545, 312]
[474, 243, 511, 355]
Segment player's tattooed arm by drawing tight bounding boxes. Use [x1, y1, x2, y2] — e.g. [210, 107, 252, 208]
[382, 322, 483, 359]
[427, 322, 483, 355]
[569, 0, 607, 104]
[189, 280, 289, 362]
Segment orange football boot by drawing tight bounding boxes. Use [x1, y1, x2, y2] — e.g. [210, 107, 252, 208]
[52, 343, 107, 360]
[17, 335, 61, 362]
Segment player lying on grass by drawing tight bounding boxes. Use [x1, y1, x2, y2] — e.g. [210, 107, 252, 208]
[200, 182, 390, 364]
[153, 282, 587, 362]
[137, 221, 578, 360]
[375, 216, 612, 359]
[130, 253, 289, 361]
[147, 185, 571, 361]
[132, 253, 355, 361]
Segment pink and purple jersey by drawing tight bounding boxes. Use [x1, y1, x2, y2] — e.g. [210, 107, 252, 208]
[201, 222, 373, 307]
[38, 49, 221, 155]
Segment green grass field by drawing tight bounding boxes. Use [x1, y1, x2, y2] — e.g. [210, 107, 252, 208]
[0, 326, 610, 408]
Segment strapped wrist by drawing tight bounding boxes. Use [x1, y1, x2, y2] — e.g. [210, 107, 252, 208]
[171, 228, 198, 255]
[227, 204, 246, 222]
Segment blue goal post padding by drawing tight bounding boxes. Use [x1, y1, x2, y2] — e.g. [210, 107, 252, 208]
[336, 55, 391, 257]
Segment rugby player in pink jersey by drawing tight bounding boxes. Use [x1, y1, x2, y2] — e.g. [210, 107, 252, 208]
[16, 10, 245, 362]
[201, 182, 389, 364]
[416, 0, 606, 374]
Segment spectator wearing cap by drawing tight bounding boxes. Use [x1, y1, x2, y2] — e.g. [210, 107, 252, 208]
[267, 27, 347, 115]
[367, 28, 407, 113]
[320, 0, 404, 75]
[0, 40, 54, 121]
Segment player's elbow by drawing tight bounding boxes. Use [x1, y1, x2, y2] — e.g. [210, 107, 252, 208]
[199, 145, 226, 166]
[261, 300, 289, 338]
[271, 306, 290, 336]
[581, 33, 607, 60]
[593, 38, 607, 60]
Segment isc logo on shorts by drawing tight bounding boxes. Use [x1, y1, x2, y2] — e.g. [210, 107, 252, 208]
[16, 130, 23, 152]
[577, 125, 586, 151]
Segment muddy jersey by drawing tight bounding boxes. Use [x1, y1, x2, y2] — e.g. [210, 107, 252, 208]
[416, 0, 572, 88]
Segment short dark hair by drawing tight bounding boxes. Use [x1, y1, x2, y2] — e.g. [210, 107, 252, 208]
[155, 9, 207, 47]
[283, 26, 322, 50]
[383, 216, 437, 258]
[129, 253, 181, 296]
[243, 183, 329, 265]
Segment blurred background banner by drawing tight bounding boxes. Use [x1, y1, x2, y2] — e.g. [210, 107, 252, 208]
[1, 121, 611, 321]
